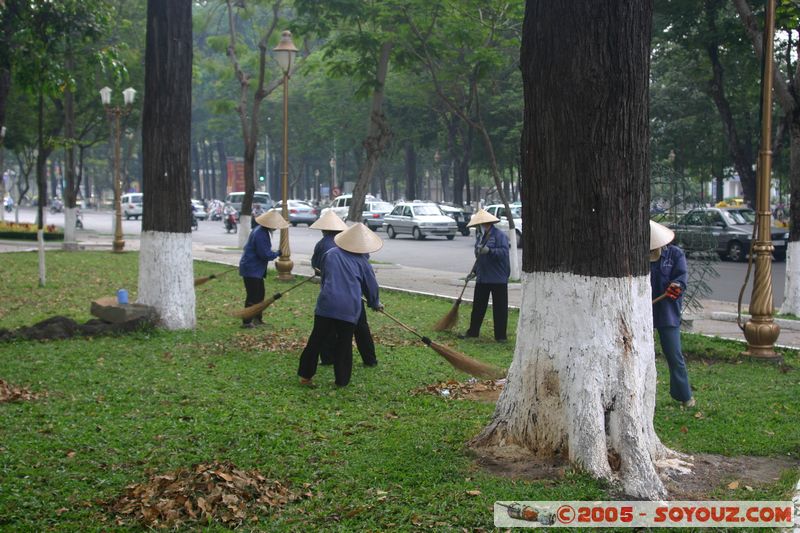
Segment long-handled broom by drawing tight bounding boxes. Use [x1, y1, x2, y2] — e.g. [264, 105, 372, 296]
[375, 303, 505, 379]
[231, 273, 317, 320]
[194, 266, 238, 287]
[432, 231, 490, 332]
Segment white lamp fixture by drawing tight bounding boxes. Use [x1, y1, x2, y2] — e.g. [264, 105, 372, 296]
[272, 30, 298, 74]
[99, 86, 112, 106]
[122, 87, 136, 106]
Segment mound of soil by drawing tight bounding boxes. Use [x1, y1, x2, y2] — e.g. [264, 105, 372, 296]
[0, 315, 153, 342]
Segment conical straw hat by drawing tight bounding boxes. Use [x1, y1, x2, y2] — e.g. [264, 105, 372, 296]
[650, 220, 674, 250]
[256, 210, 289, 230]
[334, 222, 383, 254]
[466, 208, 500, 228]
[310, 210, 348, 232]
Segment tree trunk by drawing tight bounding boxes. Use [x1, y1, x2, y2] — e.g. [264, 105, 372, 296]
[63, 54, 78, 249]
[781, 119, 800, 314]
[404, 140, 417, 200]
[138, 0, 195, 330]
[216, 139, 227, 196]
[348, 41, 393, 221]
[471, 0, 678, 500]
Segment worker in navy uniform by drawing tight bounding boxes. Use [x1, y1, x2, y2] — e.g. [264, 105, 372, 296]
[650, 220, 695, 408]
[298, 223, 383, 387]
[461, 208, 510, 342]
[237, 210, 288, 328]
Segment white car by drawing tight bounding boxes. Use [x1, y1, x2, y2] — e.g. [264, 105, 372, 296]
[191, 199, 208, 220]
[485, 204, 523, 248]
[382, 201, 458, 240]
[121, 193, 143, 220]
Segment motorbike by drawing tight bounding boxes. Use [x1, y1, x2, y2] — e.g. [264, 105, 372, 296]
[224, 211, 238, 233]
[75, 208, 84, 229]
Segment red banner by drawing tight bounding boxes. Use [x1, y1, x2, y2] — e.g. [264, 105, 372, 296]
[226, 158, 245, 193]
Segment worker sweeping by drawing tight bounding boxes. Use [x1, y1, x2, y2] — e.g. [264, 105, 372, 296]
[459, 208, 510, 342]
[237, 210, 288, 329]
[298, 223, 383, 387]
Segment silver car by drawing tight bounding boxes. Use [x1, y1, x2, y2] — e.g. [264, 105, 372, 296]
[382, 202, 458, 240]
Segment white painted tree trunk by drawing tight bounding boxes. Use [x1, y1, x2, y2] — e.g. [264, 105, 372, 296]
[63, 207, 77, 250]
[471, 272, 678, 500]
[237, 215, 251, 248]
[137, 231, 196, 330]
[37, 229, 46, 287]
[780, 242, 800, 315]
[507, 228, 520, 280]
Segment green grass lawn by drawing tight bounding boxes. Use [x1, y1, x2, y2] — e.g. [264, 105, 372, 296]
[0, 251, 798, 531]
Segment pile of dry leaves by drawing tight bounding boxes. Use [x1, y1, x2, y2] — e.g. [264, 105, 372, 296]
[413, 378, 506, 401]
[0, 379, 44, 402]
[228, 329, 307, 353]
[107, 461, 310, 528]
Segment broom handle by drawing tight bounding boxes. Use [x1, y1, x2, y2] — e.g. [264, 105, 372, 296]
[652, 292, 669, 304]
[277, 273, 317, 296]
[363, 297, 425, 341]
[458, 230, 491, 300]
[214, 266, 238, 278]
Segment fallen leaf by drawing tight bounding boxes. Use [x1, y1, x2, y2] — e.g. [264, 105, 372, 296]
[383, 412, 399, 420]
[466, 490, 481, 496]
[728, 480, 739, 490]
[66, 451, 77, 458]
[745, 485, 753, 491]
[679, 426, 688, 433]
[694, 411, 704, 419]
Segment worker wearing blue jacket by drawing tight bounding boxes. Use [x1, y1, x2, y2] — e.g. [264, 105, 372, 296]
[650, 220, 695, 408]
[461, 208, 510, 342]
[238, 210, 288, 328]
[298, 222, 384, 387]
[309, 211, 378, 367]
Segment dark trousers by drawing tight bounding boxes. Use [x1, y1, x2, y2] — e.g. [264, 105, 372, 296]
[299, 315, 356, 386]
[467, 282, 508, 340]
[242, 277, 265, 324]
[320, 303, 377, 365]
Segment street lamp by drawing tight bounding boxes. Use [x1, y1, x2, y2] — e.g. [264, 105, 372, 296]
[100, 86, 136, 253]
[273, 30, 298, 281]
[742, 0, 780, 358]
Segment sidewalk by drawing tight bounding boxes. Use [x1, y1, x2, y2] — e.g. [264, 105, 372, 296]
[4, 233, 800, 350]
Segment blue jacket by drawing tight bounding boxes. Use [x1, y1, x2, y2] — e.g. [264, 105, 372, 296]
[474, 226, 510, 284]
[315, 247, 381, 324]
[651, 244, 688, 328]
[238, 226, 279, 278]
[311, 234, 337, 272]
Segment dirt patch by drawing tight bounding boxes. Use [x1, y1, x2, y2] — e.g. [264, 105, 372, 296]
[0, 379, 46, 402]
[663, 453, 799, 500]
[106, 460, 311, 529]
[0, 315, 153, 342]
[412, 378, 506, 402]
[471, 447, 798, 499]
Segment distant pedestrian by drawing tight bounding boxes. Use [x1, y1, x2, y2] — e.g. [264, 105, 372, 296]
[238, 210, 288, 328]
[298, 223, 383, 387]
[250, 202, 265, 229]
[650, 220, 695, 408]
[460, 208, 510, 342]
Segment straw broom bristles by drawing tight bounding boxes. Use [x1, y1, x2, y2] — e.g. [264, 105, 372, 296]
[230, 273, 317, 319]
[194, 267, 237, 287]
[432, 278, 471, 332]
[376, 304, 505, 380]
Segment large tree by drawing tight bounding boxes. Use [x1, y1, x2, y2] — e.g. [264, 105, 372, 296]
[471, 0, 680, 499]
[137, 0, 195, 330]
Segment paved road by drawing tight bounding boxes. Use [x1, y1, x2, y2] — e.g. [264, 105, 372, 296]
[6, 207, 786, 304]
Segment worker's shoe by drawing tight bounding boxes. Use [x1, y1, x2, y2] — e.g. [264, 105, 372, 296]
[299, 377, 316, 388]
[458, 332, 478, 339]
[253, 317, 265, 326]
[681, 397, 696, 408]
[241, 322, 255, 329]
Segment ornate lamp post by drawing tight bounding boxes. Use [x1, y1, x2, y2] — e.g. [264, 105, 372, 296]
[100, 86, 136, 253]
[272, 30, 298, 281]
[742, 0, 780, 359]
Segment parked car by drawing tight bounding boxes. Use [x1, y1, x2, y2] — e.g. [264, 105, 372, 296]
[361, 200, 394, 230]
[382, 201, 458, 240]
[437, 204, 471, 236]
[121, 192, 143, 220]
[224, 191, 273, 213]
[670, 207, 788, 262]
[322, 193, 373, 220]
[272, 200, 319, 226]
[191, 199, 208, 220]
[485, 203, 523, 248]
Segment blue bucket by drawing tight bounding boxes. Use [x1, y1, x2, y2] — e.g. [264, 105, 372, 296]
[117, 289, 129, 305]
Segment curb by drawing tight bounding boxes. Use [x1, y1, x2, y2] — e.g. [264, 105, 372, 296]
[710, 311, 800, 332]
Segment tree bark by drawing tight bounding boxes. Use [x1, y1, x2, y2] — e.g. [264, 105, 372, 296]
[138, 0, 195, 330]
[404, 140, 417, 200]
[348, 41, 393, 221]
[471, 0, 679, 500]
